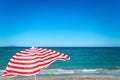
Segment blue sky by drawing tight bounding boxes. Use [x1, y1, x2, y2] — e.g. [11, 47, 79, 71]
[0, 0, 120, 47]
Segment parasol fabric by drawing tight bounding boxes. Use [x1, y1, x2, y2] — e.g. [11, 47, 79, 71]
[3, 47, 70, 77]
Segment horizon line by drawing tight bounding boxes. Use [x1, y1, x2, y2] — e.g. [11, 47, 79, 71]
[0, 46, 120, 48]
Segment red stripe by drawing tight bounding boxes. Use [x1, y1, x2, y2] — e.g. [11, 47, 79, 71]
[17, 49, 57, 56]
[24, 50, 31, 52]
[37, 52, 58, 58]
[65, 56, 70, 60]
[58, 56, 70, 60]
[3, 71, 16, 77]
[9, 53, 61, 65]
[18, 48, 43, 54]
[62, 54, 66, 56]
[40, 50, 47, 53]
[39, 50, 55, 55]
[9, 60, 38, 65]
[14, 52, 58, 61]
[39, 48, 48, 52]
[15, 52, 60, 61]
[7, 59, 56, 69]
[12, 56, 38, 61]
[3, 71, 7, 74]
[67, 56, 70, 59]
[15, 53, 36, 56]
[6, 68, 42, 75]
[14, 52, 57, 60]
[38, 48, 44, 51]
[39, 49, 56, 55]
[17, 52, 31, 55]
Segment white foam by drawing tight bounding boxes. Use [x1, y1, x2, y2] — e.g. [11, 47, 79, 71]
[40, 69, 74, 74]
[81, 69, 97, 72]
[0, 69, 120, 77]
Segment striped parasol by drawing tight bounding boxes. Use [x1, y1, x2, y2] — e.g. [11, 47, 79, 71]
[3, 47, 70, 79]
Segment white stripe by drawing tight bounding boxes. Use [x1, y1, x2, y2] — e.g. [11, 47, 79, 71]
[16, 51, 58, 57]
[3, 71, 39, 76]
[7, 66, 45, 72]
[64, 55, 68, 58]
[16, 52, 38, 56]
[7, 61, 56, 72]
[19, 51, 35, 54]
[9, 57, 57, 67]
[37, 48, 43, 50]
[15, 52, 57, 58]
[18, 49, 56, 55]
[11, 52, 60, 63]
[25, 48, 47, 52]
[17, 48, 60, 56]
[25, 48, 43, 52]
[12, 55, 38, 59]
[10, 58, 40, 63]
[39, 50, 57, 55]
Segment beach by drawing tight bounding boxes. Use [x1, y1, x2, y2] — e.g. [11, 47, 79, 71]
[0, 47, 120, 80]
[0, 75, 120, 80]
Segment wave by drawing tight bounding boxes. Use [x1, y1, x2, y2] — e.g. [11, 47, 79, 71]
[0, 68, 120, 77]
[0, 69, 120, 75]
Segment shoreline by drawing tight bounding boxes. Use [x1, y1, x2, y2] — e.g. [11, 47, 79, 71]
[0, 75, 120, 80]
[1, 69, 120, 78]
[1, 69, 120, 77]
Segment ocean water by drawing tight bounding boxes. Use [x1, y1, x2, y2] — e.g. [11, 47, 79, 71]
[0, 47, 120, 77]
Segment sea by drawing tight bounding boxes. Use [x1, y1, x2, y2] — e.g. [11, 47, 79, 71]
[0, 47, 120, 77]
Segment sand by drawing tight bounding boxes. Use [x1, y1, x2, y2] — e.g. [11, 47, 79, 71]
[0, 75, 120, 80]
